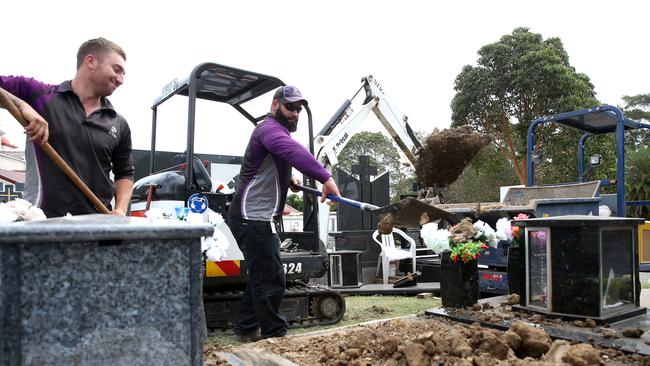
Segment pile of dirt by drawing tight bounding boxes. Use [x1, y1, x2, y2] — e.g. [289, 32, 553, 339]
[414, 126, 489, 189]
[205, 306, 649, 365]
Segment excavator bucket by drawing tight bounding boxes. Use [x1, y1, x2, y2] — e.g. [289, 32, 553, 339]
[297, 185, 459, 228]
[371, 197, 460, 227]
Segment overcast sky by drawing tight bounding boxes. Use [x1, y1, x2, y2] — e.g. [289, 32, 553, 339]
[2, 0, 648, 158]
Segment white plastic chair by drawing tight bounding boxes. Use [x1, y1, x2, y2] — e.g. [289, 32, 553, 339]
[371, 228, 417, 285]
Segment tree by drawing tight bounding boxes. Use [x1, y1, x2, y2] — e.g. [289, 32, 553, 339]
[625, 146, 650, 219]
[442, 144, 519, 203]
[622, 93, 650, 148]
[451, 27, 599, 184]
[286, 193, 304, 212]
[337, 131, 414, 201]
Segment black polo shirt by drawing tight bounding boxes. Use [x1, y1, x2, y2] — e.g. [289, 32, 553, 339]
[0, 76, 134, 217]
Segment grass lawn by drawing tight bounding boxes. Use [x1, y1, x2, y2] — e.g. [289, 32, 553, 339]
[205, 294, 441, 348]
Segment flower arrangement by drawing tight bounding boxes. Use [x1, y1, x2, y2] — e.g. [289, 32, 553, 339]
[495, 213, 529, 247]
[420, 217, 499, 264]
[0, 198, 46, 223]
[449, 240, 488, 264]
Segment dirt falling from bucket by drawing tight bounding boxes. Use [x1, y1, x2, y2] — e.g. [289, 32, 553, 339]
[415, 126, 489, 188]
[377, 213, 394, 235]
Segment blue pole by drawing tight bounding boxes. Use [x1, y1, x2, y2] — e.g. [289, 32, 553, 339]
[578, 133, 591, 182]
[527, 120, 543, 186]
[597, 105, 627, 217]
[615, 111, 626, 217]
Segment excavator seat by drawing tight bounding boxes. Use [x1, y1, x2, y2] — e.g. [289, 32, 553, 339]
[192, 157, 212, 192]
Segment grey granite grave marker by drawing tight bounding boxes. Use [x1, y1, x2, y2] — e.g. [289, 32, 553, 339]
[0, 214, 212, 366]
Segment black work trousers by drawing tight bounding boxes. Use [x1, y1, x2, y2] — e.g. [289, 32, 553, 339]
[228, 215, 288, 338]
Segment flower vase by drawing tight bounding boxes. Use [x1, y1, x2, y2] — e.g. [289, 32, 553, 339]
[439, 251, 479, 308]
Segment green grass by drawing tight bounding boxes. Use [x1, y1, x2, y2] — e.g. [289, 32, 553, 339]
[642, 282, 650, 289]
[205, 294, 441, 348]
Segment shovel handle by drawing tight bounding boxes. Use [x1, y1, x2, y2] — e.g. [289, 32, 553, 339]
[0, 87, 111, 214]
[295, 185, 378, 212]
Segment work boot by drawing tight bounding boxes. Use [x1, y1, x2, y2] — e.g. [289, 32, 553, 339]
[262, 328, 287, 340]
[234, 328, 261, 343]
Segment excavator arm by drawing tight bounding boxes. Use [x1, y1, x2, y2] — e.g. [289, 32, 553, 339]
[314, 75, 421, 170]
[310, 76, 422, 245]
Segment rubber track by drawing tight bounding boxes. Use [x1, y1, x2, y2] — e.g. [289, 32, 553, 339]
[204, 281, 345, 333]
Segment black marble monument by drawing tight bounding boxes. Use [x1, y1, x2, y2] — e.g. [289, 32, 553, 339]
[511, 215, 646, 324]
[333, 156, 390, 283]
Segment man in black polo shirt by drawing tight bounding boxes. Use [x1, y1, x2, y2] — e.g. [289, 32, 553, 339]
[0, 37, 134, 217]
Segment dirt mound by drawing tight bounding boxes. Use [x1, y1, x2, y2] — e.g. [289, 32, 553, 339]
[415, 126, 489, 189]
[206, 314, 649, 365]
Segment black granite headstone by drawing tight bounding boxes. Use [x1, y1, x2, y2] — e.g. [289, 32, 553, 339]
[336, 169, 362, 230]
[332, 156, 391, 283]
[511, 215, 646, 324]
[335, 156, 390, 231]
[370, 173, 390, 228]
[352, 156, 377, 229]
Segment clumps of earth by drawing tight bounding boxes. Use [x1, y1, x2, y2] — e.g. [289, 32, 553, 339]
[205, 298, 649, 366]
[449, 217, 478, 245]
[377, 213, 395, 235]
[414, 126, 489, 191]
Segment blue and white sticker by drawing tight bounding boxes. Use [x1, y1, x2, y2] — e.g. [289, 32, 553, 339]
[187, 193, 208, 213]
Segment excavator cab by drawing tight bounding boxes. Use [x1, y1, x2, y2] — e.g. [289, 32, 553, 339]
[130, 63, 345, 330]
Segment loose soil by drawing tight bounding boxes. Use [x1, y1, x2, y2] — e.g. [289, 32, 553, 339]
[204, 296, 650, 365]
[414, 126, 488, 189]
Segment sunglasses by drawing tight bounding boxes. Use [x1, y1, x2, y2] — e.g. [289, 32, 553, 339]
[283, 103, 303, 113]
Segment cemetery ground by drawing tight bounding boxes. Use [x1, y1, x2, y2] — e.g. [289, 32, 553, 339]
[204, 292, 650, 365]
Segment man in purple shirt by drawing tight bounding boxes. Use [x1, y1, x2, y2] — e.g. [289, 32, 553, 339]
[0, 38, 134, 217]
[229, 86, 340, 341]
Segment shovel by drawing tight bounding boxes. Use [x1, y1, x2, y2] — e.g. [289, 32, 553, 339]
[0, 87, 111, 214]
[295, 185, 459, 227]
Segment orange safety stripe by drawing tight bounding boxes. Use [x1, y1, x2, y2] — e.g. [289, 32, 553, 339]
[206, 260, 241, 277]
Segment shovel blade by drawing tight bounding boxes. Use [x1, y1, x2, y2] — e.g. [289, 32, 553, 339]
[371, 197, 459, 227]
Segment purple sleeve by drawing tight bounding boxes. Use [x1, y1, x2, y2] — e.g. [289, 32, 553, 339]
[0, 76, 53, 102]
[259, 124, 332, 183]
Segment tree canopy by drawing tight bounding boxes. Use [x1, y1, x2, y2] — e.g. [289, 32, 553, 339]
[622, 93, 650, 148]
[451, 27, 599, 184]
[442, 144, 519, 203]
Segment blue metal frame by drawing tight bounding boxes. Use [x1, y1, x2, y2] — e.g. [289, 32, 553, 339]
[577, 133, 591, 182]
[527, 105, 650, 217]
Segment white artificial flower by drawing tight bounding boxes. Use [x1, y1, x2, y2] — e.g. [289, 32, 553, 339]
[420, 221, 438, 244]
[7, 198, 32, 211]
[473, 220, 486, 239]
[206, 247, 225, 262]
[0, 198, 46, 222]
[484, 225, 499, 248]
[22, 206, 46, 221]
[202, 236, 227, 261]
[207, 211, 225, 226]
[420, 222, 451, 254]
[201, 236, 212, 252]
[0, 206, 19, 223]
[474, 220, 499, 248]
[495, 217, 513, 241]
